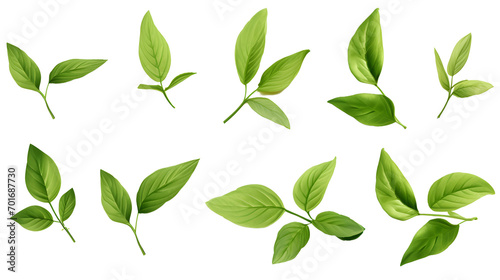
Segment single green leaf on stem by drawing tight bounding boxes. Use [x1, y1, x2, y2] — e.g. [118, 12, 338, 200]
[452, 80, 493, 98]
[246, 97, 290, 129]
[59, 188, 76, 221]
[11, 205, 53, 231]
[447, 33, 471, 76]
[6, 43, 41, 93]
[328, 94, 396, 127]
[25, 144, 61, 203]
[49, 59, 107, 84]
[434, 49, 450, 91]
[139, 11, 171, 82]
[100, 170, 132, 225]
[272, 222, 310, 264]
[138, 84, 164, 92]
[312, 211, 364, 239]
[165, 72, 196, 91]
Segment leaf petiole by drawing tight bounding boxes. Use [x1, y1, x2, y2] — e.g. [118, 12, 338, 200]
[159, 81, 175, 109]
[223, 85, 258, 123]
[48, 202, 75, 242]
[129, 213, 146, 255]
[419, 213, 477, 222]
[284, 209, 313, 223]
[437, 76, 454, 119]
[38, 84, 55, 119]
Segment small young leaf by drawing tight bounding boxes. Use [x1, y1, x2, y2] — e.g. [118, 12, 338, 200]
[49, 59, 106, 84]
[6, 43, 41, 93]
[272, 222, 310, 264]
[328, 94, 396, 127]
[25, 144, 61, 203]
[139, 11, 171, 82]
[257, 50, 309, 94]
[235, 8, 267, 85]
[59, 188, 76, 222]
[11, 206, 53, 231]
[401, 219, 459, 266]
[376, 149, 419, 220]
[138, 84, 164, 92]
[452, 80, 493, 98]
[165, 72, 196, 91]
[293, 158, 336, 212]
[137, 159, 199, 214]
[312, 211, 364, 239]
[434, 49, 450, 91]
[447, 33, 472, 76]
[246, 97, 290, 129]
[348, 8, 383, 85]
[100, 170, 132, 225]
[428, 172, 494, 212]
[206, 184, 284, 228]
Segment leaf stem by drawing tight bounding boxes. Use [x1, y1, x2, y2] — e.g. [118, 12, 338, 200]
[375, 84, 406, 129]
[39, 85, 55, 119]
[223, 86, 258, 124]
[284, 209, 313, 223]
[129, 214, 146, 255]
[48, 202, 75, 242]
[159, 81, 175, 109]
[437, 76, 454, 119]
[419, 213, 477, 222]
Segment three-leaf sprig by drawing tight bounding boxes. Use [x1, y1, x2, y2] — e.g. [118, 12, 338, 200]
[7, 43, 106, 119]
[207, 158, 364, 264]
[375, 149, 495, 265]
[223, 8, 309, 129]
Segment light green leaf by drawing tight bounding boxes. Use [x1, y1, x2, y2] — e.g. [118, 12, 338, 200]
[25, 144, 61, 203]
[206, 184, 284, 228]
[49, 59, 106, 84]
[328, 94, 396, 127]
[447, 33, 471, 76]
[452, 80, 493, 98]
[312, 211, 365, 239]
[139, 11, 171, 82]
[434, 49, 450, 91]
[246, 97, 290, 129]
[165, 72, 196, 91]
[257, 50, 309, 94]
[428, 172, 494, 212]
[100, 170, 132, 225]
[293, 158, 336, 212]
[11, 206, 53, 231]
[401, 219, 459, 266]
[272, 222, 310, 264]
[7, 43, 41, 92]
[138, 84, 164, 92]
[347, 8, 383, 85]
[376, 149, 419, 220]
[59, 188, 76, 221]
[235, 8, 267, 85]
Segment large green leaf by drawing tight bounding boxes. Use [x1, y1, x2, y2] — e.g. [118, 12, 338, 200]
[447, 33, 471, 76]
[59, 188, 76, 222]
[452, 80, 493, 98]
[272, 222, 310, 264]
[312, 211, 364, 239]
[11, 206, 53, 231]
[328, 94, 396, 126]
[49, 59, 106, 84]
[434, 49, 450, 91]
[139, 11, 171, 82]
[257, 50, 309, 94]
[100, 170, 132, 225]
[246, 97, 290, 129]
[25, 144, 61, 203]
[7, 43, 41, 93]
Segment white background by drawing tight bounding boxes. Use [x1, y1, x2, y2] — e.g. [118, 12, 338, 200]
[1, 0, 499, 279]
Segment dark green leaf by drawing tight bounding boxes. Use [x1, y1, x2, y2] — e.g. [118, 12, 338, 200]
[447, 33, 471, 76]
[452, 80, 493, 98]
[11, 206, 53, 231]
[272, 222, 310, 264]
[25, 144, 61, 203]
[59, 188, 76, 221]
[100, 170, 132, 225]
[139, 11, 171, 82]
[434, 49, 450, 91]
[328, 94, 396, 126]
[312, 211, 364, 239]
[246, 97, 290, 129]
[257, 50, 309, 94]
[7, 43, 41, 92]
[49, 59, 106, 84]
[165, 72, 196, 91]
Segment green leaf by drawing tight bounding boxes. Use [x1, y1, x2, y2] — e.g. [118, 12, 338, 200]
[428, 172, 494, 212]
[293, 158, 336, 212]
[138, 84, 164, 92]
[401, 219, 459, 266]
[206, 184, 284, 228]
[11, 206, 53, 231]
[328, 94, 396, 126]
[7, 43, 41, 92]
[447, 33, 472, 76]
[165, 72, 196, 91]
[235, 8, 267, 85]
[452, 80, 493, 98]
[347, 8, 383, 85]
[139, 11, 171, 82]
[25, 144, 61, 203]
[434, 49, 450, 91]
[375, 149, 419, 220]
[100, 170, 132, 225]
[48, 59, 106, 84]
[312, 211, 365, 239]
[246, 97, 290, 129]
[257, 50, 309, 94]
[272, 222, 310, 264]
[137, 159, 199, 213]
[59, 188, 76, 222]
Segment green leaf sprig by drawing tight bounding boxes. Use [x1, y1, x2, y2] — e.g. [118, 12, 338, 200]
[100, 159, 199, 255]
[328, 8, 406, 129]
[223, 8, 309, 128]
[375, 149, 495, 265]
[6, 43, 106, 119]
[11, 144, 76, 242]
[206, 158, 364, 264]
[138, 11, 196, 109]
[434, 34, 493, 118]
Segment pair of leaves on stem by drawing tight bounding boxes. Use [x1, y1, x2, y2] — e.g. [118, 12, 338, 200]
[434, 33, 493, 118]
[223, 8, 309, 129]
[100, 159, 199, 255]
[375, 149, 494, 265]
[328, 9, 406, 129]
[138, 11, 196, 109]
[6, 43, 106, 119]
[206, 158, 364, 264]
[11, 145, 76, 242]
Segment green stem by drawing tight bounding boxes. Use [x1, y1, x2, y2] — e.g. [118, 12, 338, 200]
[375, 84, 406, 129]
[284, 209, 313, 223]
[39, 85, 55, 119]
[223, 86, 257, 124]
[48, 202, 75, 242]
[419, 213, 477, 222]
[129, 214, 146, 255]
[159, 81, 175, 109]
[437, 76, 454, 119]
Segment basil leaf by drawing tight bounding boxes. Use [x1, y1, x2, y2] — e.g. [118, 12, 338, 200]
[138, 84, 164, 92]
[272, 222, 310, 264]
[7, 43, 41, 92]
[452, 80, 493, 98]
[59, 188, 76, 221]
[312, 211, 364, 239]
[376, 149, 419, 220]
[165, 72, 196, 91]
[447, 33, 472, 76]
[328, 94, 396, 126]
[434, 49, 450, 91]
[235, 8, 267, 85]
[257, 50, 309, 94]
[139, 11, 171, 82]
[25, 144, 61, 203]
[11, 206, 53, 231]
[293, 158, 336, 212]
[48, 59, 106, 84]
[401, 219, 459, 266]
[428, 172, 494, 212]
[136, 159, 199, 214]
[347, 8, 383, 85]
[206, 184, 284, 228]
[100, 170, 132, 225]
[246, 97, 290, 129]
